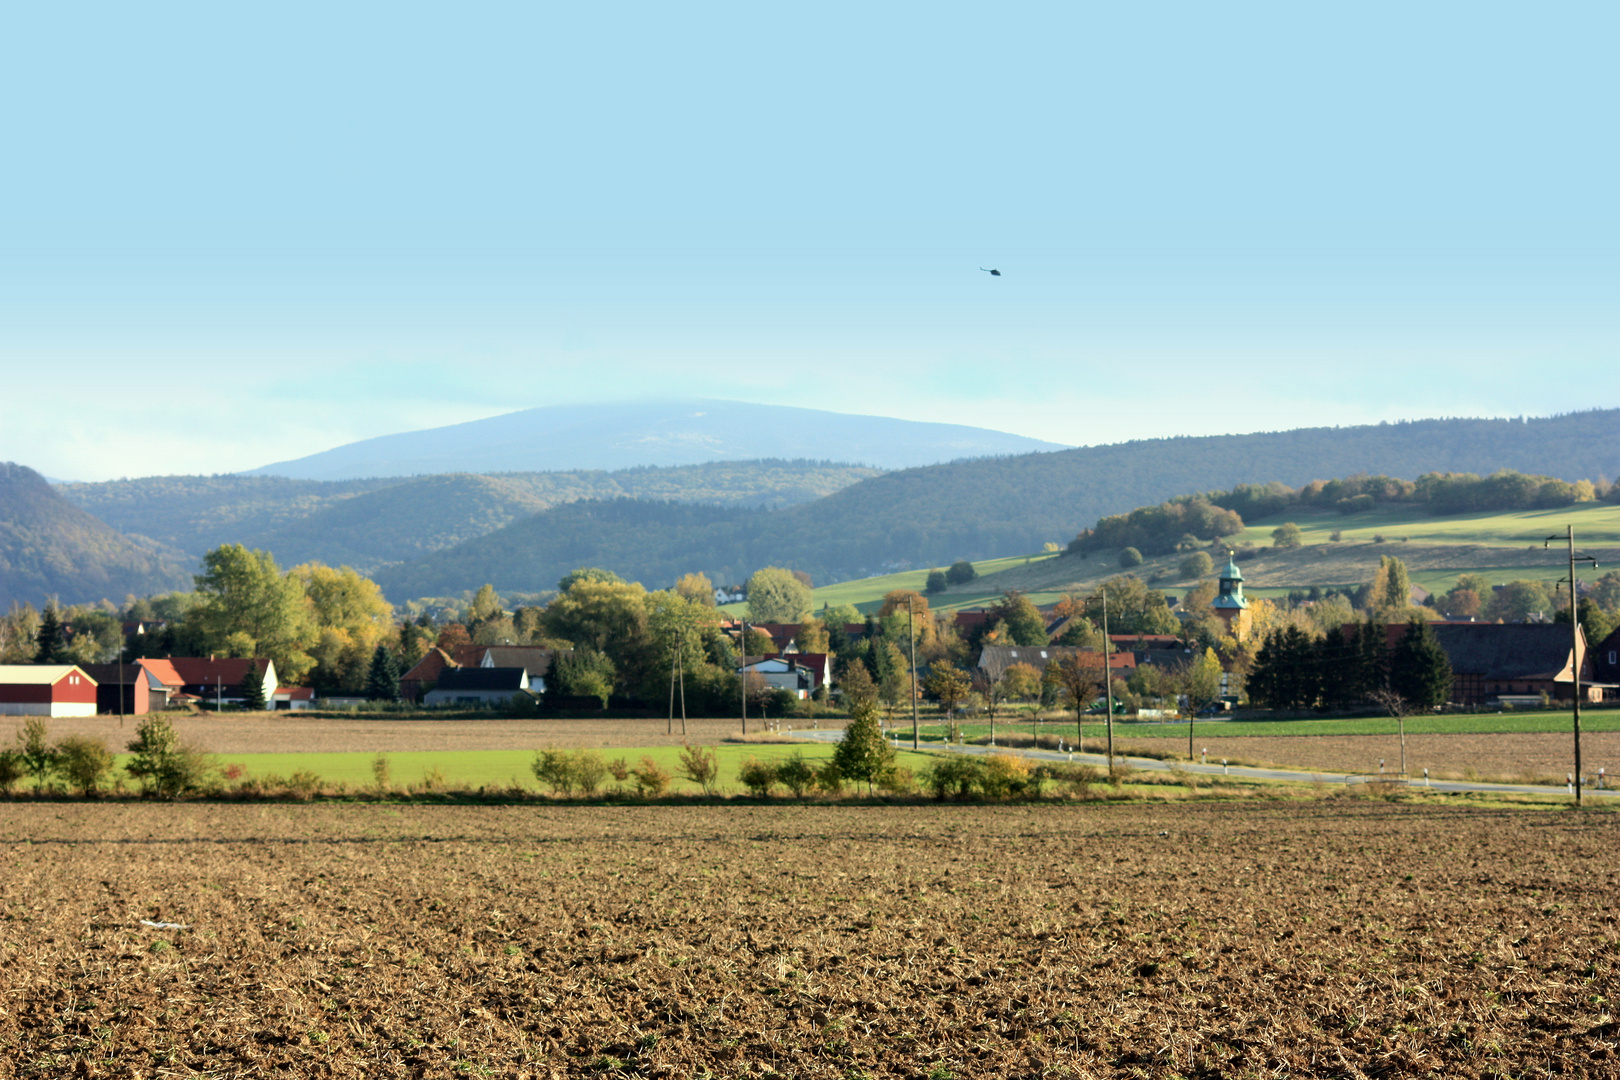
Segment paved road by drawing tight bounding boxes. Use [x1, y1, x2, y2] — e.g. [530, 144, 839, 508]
[787, 729, 1618, 800]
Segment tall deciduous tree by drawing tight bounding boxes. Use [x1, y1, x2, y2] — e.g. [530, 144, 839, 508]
[191, 545, 316, 685]
[923, 665, 971, 718]
[990, 591, 1049, 646]
[746, 567, 813, 623]
[674, 572, 717, 607]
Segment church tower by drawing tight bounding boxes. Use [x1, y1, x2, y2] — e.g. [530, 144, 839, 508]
[1212, 553, 1248, 634]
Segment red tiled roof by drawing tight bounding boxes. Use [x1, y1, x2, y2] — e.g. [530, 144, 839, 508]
[135, 657, 184, 689]
[164, 657, 272, 688]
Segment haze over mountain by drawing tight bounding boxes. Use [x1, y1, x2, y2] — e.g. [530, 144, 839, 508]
[0, 463, 191, 608]
[243, 400, 1071, 481]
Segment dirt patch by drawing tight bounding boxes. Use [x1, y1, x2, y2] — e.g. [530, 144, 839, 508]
[1144, 730, 1620, 783]
[2, 800, 1615, 1077]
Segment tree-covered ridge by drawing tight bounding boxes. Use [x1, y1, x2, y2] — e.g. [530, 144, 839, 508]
[0, 464, 192, 608]
[1068, 470, 1618, 558]
[1210, 470, 1614, 521]
[59, 459, 880, 570]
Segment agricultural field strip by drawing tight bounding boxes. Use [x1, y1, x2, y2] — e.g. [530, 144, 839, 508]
[2, 801, 1616, 1078]
[787, 731, 1616, 798]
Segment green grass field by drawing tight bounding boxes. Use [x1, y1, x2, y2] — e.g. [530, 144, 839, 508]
[1237, 501, 1620, 549]
[185, 742, 940, 794]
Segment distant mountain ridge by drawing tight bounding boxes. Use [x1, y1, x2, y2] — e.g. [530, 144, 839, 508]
[241, 399, 1071, 480]
[0, 463, 191, 607]
[372, 410, 1620, 598]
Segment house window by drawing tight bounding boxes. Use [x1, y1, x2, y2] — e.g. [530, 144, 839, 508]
[1611, 650, 1617, 665]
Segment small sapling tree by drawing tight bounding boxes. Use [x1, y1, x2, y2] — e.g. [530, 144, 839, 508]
[830, 702, 895, 795]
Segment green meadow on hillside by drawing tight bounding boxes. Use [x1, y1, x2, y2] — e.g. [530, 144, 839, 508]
[802, 501, 1620, 613]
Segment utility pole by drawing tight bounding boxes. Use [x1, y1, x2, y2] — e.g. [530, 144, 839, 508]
[909, 596, 919, 750]
[1101, 588, 1114, 771]
[1546, 526, 1597, 807]
[739, 618, 748, 735]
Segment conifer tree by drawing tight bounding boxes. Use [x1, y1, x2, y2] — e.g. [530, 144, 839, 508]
[33, 604, 66, 664]
[366, 643, 402, 703]
[237, 667, 268, 711]
[1389, 617, 1452, 709]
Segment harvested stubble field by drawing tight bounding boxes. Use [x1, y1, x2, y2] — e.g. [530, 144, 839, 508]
[2, 799, 1617, 1078]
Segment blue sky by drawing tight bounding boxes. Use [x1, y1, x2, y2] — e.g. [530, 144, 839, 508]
[3, 2, 1615, 481]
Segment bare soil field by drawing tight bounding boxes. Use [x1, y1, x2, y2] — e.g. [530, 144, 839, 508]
[1141, 731, 1620, 785]
[1, 799, 1616, 1077]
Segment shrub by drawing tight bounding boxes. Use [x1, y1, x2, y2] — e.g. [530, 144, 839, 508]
[877, 765, 915, 796]
[1119, 547, 1144, 568]
[924, 570, 947, 595]
[125, 715, 213, 799]
[418, 767, 447, 793]
[925, 756, 982, 800]
[677, 744, 720, 795]
[286, 771, 323, 800]
[737, 757, 778, 797]
[980, 754, 1036, 798]
[532, 748, 577, 795]
[16, 718, 57, 791]
[813, 763, 846, 797]
[775, 752, 816, 798]
[946, 560, 978, 585]
[0, 750, 25, 795]
[371, 753, 393, 793]
[1179, 551, 1214, 579]
[55, 736, 116, 797]
[573, 751, 609, 797]
[607, 757, 631, 784]
[631, 756, 671, 797]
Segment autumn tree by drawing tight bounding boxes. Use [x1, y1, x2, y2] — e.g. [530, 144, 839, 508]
[923, 665, 971, 718]
[1271, 523, 1304, 549]
[191, 544, 316, 685]
[795, 618, 830, 654]
[294, 563, 395, 693]
[1044, 652, 1105, 721]
[674, 572, 717, 607]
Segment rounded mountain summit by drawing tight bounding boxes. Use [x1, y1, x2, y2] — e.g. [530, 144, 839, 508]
[242, 401, 1072, 481]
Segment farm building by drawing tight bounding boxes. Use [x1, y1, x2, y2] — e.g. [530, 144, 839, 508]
[475, 647, 566, 695]
[1368, 622, 1610, 705]
[134, 658, 184, 710]
[80, 663, 151, 715]
[422, 667, 532, 707]
[976, 645, 1137, 684]
[0, 665, 99, 717]
[163, 658, 278, 709]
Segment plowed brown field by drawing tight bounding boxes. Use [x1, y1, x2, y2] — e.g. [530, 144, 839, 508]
[2, 799, 1616, 1077]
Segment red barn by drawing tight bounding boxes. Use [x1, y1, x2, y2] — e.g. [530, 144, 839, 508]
[0, 665, 100, 717]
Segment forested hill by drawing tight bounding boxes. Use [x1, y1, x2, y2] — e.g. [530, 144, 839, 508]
[369, 410, 1620, 597]
[0, 464, 192, 607]
[58, 460, 880, 572]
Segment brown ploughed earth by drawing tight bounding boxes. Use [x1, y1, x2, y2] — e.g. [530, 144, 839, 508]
[3, 800, 1615, 1078]
[1123, 731, 1620, 785]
